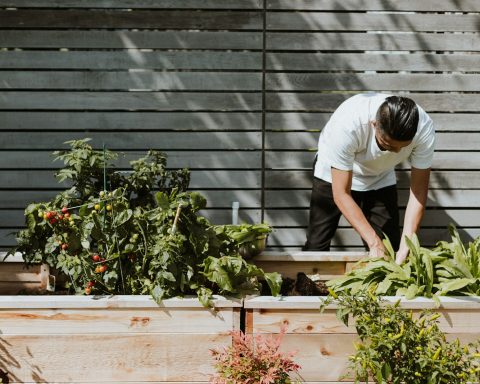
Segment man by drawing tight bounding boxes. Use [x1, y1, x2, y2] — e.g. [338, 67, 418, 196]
[304, 93, 435, 264]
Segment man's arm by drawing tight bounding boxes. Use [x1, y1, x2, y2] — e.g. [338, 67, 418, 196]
[396, 167, 430, 264]
[331, 167, 385, 257]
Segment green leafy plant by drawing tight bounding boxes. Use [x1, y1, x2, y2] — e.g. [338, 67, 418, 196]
[215, 223, 271, 259]
[9, 139, 281, 306]
[321, 290, 480, 384]
[327, 226, 480, 300]
[210, 325, 301, 384]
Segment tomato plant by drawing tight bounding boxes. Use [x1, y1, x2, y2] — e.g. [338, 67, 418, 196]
[10, 139, 281, 306]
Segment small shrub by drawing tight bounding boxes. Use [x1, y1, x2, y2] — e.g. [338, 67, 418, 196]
[210, 325, 301, 384]
[322, 290, 480, 384]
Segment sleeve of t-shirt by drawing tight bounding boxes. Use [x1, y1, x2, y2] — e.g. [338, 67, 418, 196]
[409, 113, 435, 169]
[326, 123, 359, 171]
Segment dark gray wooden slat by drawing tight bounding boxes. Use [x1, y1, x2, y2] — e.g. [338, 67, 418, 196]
[0, 31, 262, 49]
[267, 32, 480, 51]
[0, 72, 262, 91]
[268, 228, 480, 247]
[266, 53, 480, 72]
[2, 208, 262, 227]
[3, 226, 474, 247]
[266, 113, 480, 132]
[0, 10, 262, 29]
[265, 170, 480, 190]
[265, 151, 480, 170]
[0, 51, 262, 70]
[267, 0, 480, 11]
[0, 0, 262, 9]
[0, 92, 262, 111]
[0, 151, 261, 169]
[266, 73, 480, 92]
[265, 132, 480, 151]
[265, 190, 480, 209]
[0, 190, 262, 209]
[0, 170, 261, 189]
[267, 13, 480, 32]
[266, 93, 480, 112]
[0, 112, 262, 131]
[265, 208, 480, 228]
[0, 132, 261, 150]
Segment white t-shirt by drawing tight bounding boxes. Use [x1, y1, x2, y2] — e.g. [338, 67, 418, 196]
[314, 93, 435, 191]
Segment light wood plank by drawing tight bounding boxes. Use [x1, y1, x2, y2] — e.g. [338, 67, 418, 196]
[0, 30, 263, 49]
[0, 111, 262, 131]
[267, 0, 480, 11]
[0, 10, 262, 29]
[266, 73, 480, 92]
[267, 13, 480, 32]
[267, 32, 480, 51]
[0, 0, 262, 8]
[266, 112, 480, 132]
[266, 52, 480, 72]
[0, 92, 262, 111]
[266, 93, 480, 112]
[0, 51, 262, 70]
[254, 260, 345, 280]
[0, 308, 236, 334]
[0, 263, 43, 282]
[250, 308, 480, 334]
[1, 333, 229, 382]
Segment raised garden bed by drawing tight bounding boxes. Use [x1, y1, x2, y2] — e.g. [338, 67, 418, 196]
[0, 295, 241, 383]
[244, 295, 480, 383]
[0, 252, 49, 294]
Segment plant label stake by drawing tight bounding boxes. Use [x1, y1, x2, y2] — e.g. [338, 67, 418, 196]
[171, 203, 184, 235]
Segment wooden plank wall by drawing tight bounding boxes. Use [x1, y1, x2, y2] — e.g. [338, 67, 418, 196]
[1, 0, 480, 251]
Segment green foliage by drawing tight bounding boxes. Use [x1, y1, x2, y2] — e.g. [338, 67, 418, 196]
[9, 139, 281, 305]
[321, 291, 480, 384]
[327, 227, 480, 299]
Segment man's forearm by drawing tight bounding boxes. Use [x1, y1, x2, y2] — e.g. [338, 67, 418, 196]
[399, 191, 426, 248]
[334, 192, 382, 249]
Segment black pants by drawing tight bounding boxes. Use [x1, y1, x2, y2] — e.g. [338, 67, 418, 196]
[304, 177, 400, 251]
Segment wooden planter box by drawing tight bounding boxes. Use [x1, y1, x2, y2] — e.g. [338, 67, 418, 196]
[0, 252, 49, 294]
[0, 295, 241, 383]
[245, 296, 480, 383]
[252, 251, 366, 281]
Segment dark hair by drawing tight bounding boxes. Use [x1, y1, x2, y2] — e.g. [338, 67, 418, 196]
[376, 96, 419, 141]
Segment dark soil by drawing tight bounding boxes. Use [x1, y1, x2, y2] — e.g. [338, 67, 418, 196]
[263, 272, 329, 296]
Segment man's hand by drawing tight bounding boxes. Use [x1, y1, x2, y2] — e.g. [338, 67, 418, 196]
[368, 236, 386, 258]
[395, 247, 409, 264]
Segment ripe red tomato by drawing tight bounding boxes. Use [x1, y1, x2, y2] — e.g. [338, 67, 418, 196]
[49, 218, 57, 225]
[61, 206, 69, 214]
[58, 214, 64, 220]
[85, 287, 91, 295]
[99, 265, 107, 273]
[61, 243, 68, 250]
[87, 281, 95, 288]
[92, 254, 100, 262]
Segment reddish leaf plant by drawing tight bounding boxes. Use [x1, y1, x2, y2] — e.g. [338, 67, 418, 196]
[210, 324, 301, 384]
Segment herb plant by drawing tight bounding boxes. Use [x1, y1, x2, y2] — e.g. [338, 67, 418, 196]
[322, 290, 480, 384]
[9, 139, 281, 306]
[327, 226, 480, 300]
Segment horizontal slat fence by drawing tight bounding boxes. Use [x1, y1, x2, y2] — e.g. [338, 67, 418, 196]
[1, 0, 480, 252]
